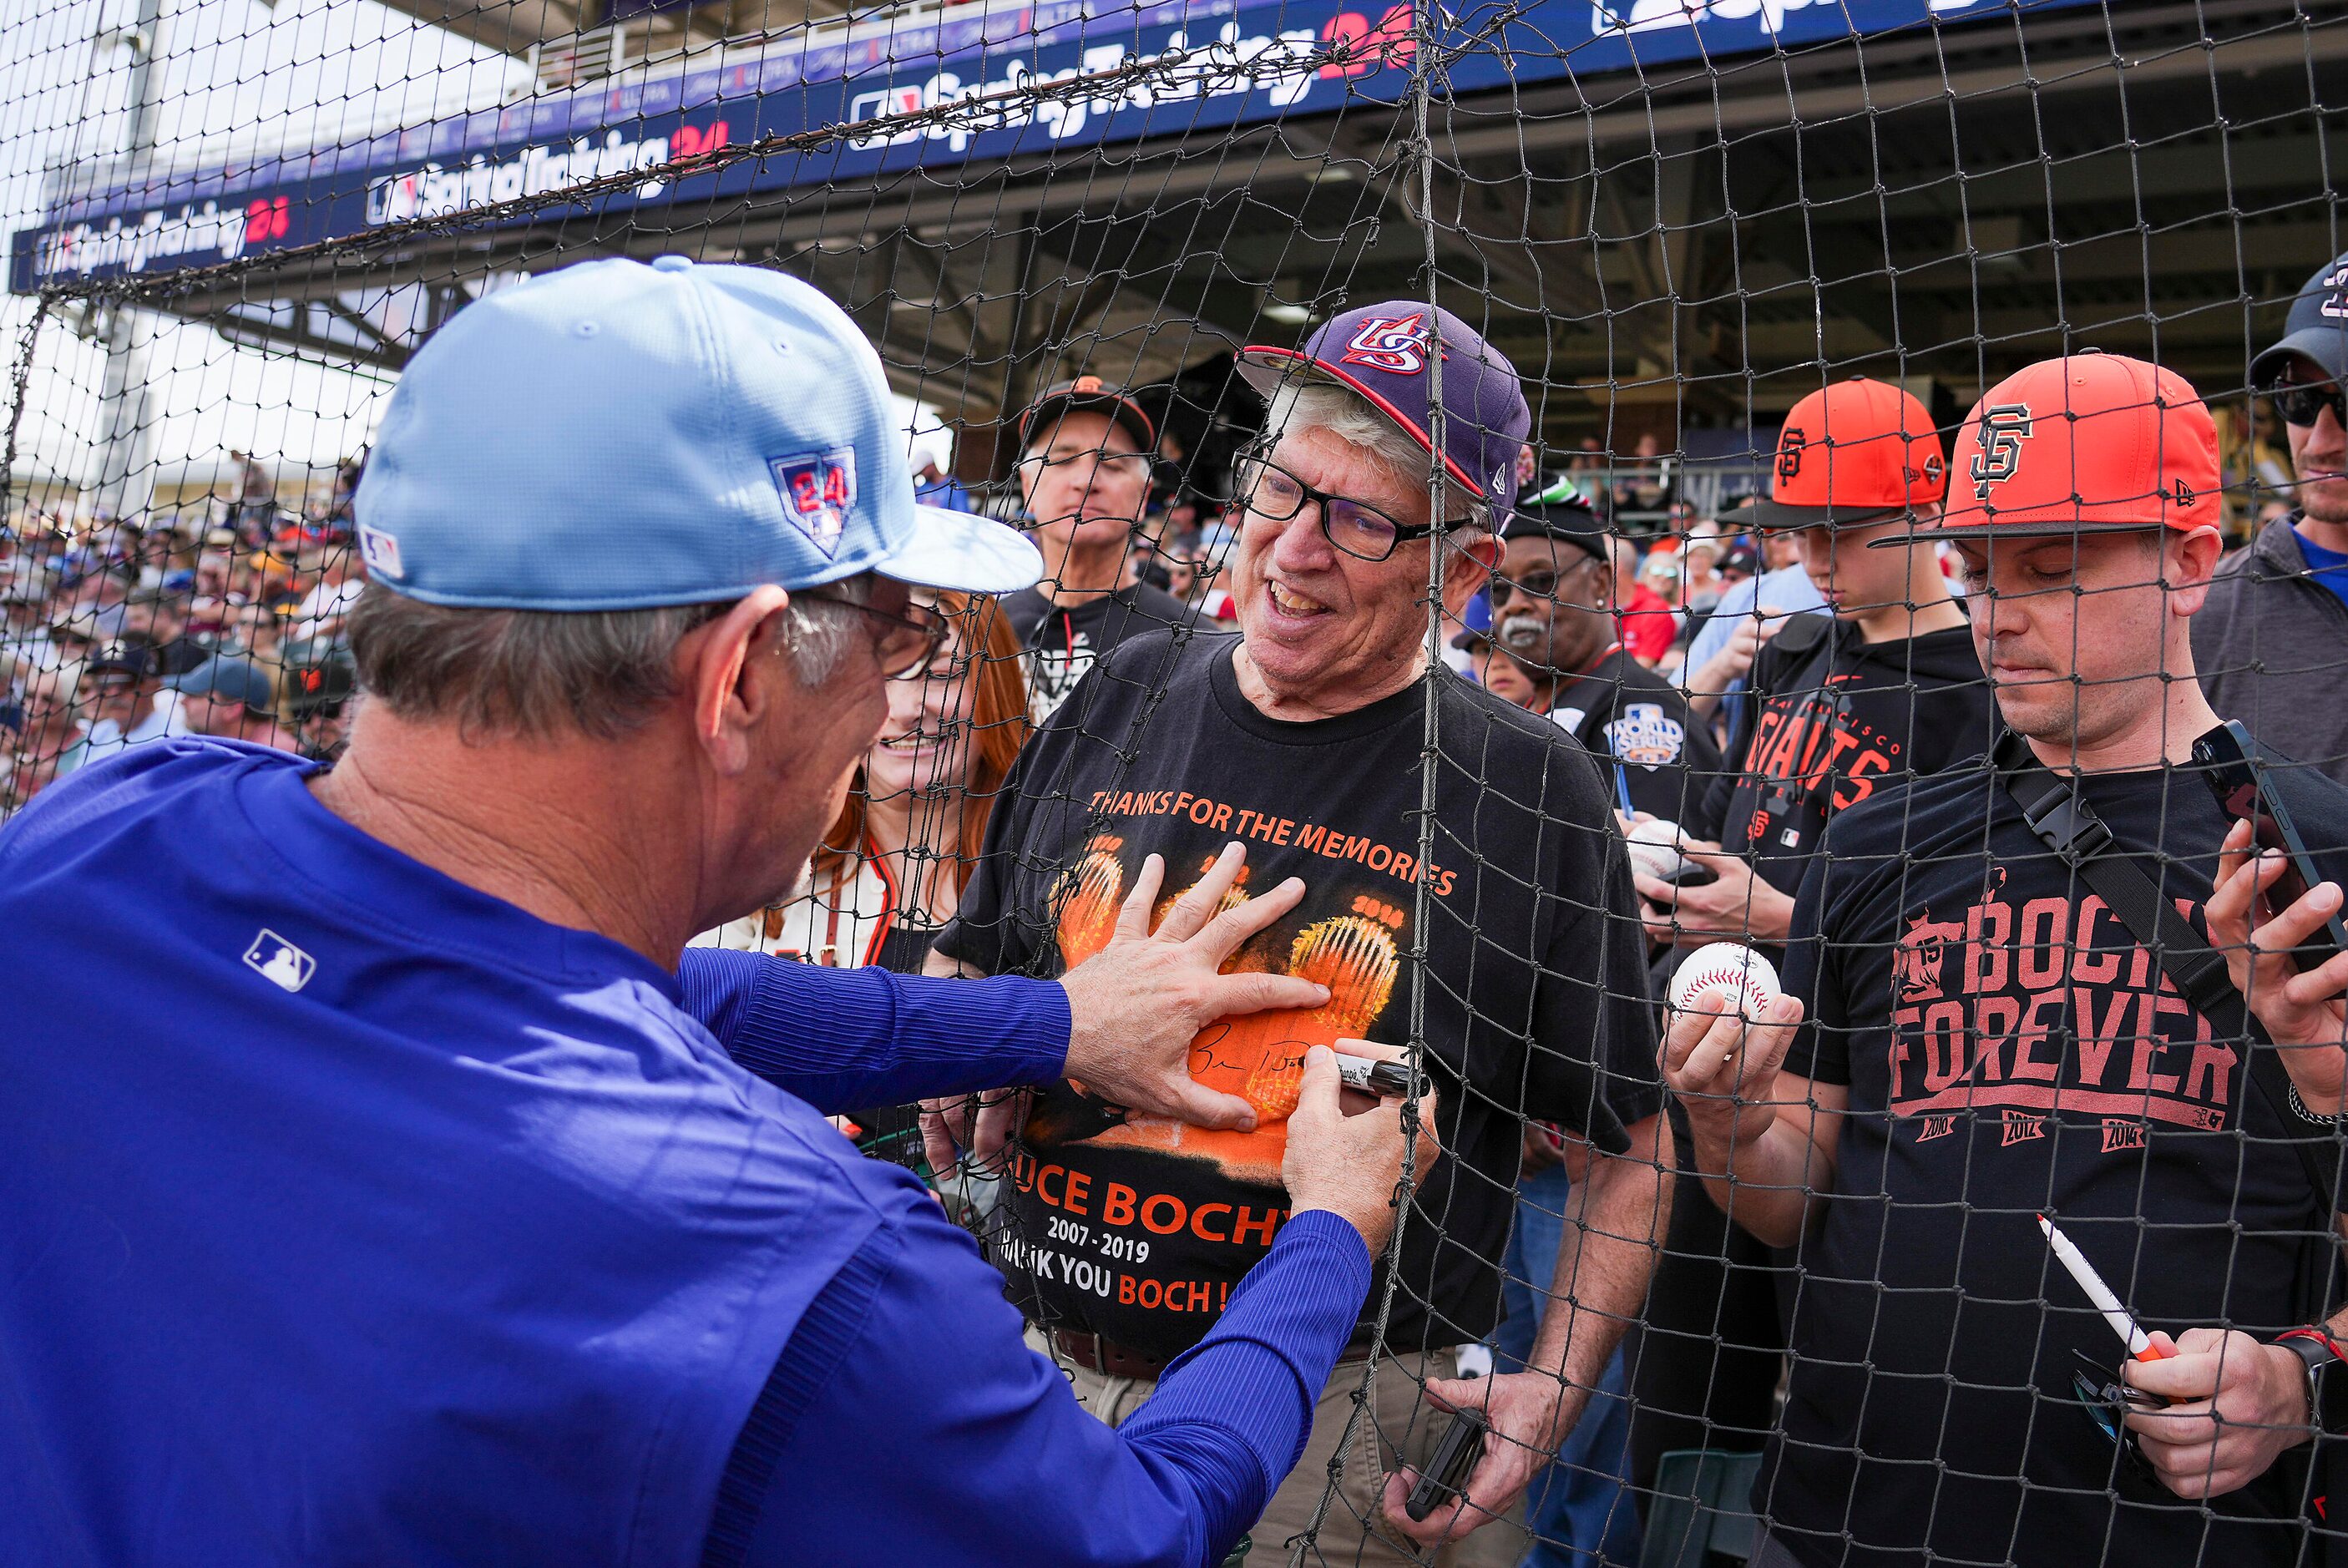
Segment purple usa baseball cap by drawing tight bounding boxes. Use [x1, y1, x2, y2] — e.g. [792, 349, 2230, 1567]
[1237, 301, 1532, 524]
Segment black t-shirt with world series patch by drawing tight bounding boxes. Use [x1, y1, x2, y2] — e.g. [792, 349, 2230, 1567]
[1764, 746, 2348, 1568]
[1002, 581, 1195, 725]
[1694, 617, 2000, 897]
[1536, 645, 1724, 826]
[934, 630, 1665, 1363]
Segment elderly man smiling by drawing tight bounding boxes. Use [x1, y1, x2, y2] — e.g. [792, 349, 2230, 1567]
[926, 302, 1671, 1564]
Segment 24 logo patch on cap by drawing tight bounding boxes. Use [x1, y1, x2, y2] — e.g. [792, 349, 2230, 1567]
[772, 448, 858, 556]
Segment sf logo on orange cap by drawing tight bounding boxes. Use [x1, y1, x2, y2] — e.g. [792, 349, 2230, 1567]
[1969, 404, 2035, 500]
[1777, 427, 1806, 483]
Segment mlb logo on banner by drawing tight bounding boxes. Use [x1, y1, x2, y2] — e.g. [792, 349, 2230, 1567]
[772, 449, 858, 555]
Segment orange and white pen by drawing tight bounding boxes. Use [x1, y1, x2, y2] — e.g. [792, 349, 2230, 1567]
[2039, 1213, 2169, 1362]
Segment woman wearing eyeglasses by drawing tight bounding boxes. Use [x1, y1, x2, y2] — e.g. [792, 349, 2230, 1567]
[691, 589, 1030, 974]
[2194, 246, 2348, 787]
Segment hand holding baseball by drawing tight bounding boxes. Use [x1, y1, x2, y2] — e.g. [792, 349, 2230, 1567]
[1660, 944, 1804, 1151]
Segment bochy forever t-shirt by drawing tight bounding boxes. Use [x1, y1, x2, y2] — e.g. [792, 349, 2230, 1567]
[1765, 750, 2348, 1568]
[934, 630, 1663, 1362]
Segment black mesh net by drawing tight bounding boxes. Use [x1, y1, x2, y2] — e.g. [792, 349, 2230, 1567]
[7, 1, 2348, 1564]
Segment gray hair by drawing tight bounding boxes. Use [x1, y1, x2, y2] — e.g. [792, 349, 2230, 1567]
[1262, 381, 1489, 533]
[347, 576, 872, 741]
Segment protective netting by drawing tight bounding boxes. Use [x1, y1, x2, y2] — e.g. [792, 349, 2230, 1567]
[6, 1, 2348, 1565]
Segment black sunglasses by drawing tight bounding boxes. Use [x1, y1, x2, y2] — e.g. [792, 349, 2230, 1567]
[1494, 553, 1605, 606]
[1233, 452, 1470, 563]
[2274, 381, 2345, 429]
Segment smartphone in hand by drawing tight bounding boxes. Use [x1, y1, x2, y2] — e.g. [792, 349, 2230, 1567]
[1404, 1408, 1490, 1522]
[2194, 720, 2348, 973]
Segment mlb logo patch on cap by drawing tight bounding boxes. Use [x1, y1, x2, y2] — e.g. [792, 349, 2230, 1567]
[357, 524, 403, 579]
[772, 449, 858, 557]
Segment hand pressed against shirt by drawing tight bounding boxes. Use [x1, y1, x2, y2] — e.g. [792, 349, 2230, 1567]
[917, 841, 1329, 1169]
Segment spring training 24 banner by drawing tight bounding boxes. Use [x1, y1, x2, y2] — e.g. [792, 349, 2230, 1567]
[10, 0, 2099, 294]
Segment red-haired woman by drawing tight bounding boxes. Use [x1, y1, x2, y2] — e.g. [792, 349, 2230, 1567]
[691, 590, 1030, 974]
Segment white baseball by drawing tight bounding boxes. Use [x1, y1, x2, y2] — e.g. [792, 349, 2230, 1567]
[1669, 942, 1780, 1017]
[1626, 817, 1691, 883]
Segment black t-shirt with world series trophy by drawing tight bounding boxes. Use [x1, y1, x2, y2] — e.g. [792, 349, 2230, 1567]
[1764, 744, 2348, 1568]
[1536, 643, 1725, 826]
[1003, 581, 1195, 726]
[934, 629, 1665, 1363]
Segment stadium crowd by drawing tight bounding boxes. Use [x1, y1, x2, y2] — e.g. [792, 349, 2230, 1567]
[5, 246, 2348, 1568]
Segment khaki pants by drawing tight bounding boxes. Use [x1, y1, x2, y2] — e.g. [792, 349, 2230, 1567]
[1026, 1328, 1526, 1566]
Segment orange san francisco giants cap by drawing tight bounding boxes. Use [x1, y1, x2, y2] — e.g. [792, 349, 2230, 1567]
[1882, 352, 2220, 545]
[1739, 377, 1947, 531]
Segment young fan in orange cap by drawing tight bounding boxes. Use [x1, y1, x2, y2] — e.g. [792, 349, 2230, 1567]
[1627, 376, 2003, 1494]
[1638, 377, 1998, 953]
[1661, 353, 2348, 1568]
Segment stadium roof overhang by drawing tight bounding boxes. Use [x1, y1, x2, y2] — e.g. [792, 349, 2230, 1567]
[14, 0, 2344, 453]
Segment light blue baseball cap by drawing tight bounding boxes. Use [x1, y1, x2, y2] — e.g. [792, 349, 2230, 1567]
[352, 255, 1040, 609]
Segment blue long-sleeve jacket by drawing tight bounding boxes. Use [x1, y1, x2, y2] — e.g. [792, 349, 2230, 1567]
[673, 953, 1376, 1567]
[0, 741, 1369, 1568]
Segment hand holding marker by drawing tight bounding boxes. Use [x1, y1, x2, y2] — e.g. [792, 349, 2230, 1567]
[2038, 1213, 2171, 1363]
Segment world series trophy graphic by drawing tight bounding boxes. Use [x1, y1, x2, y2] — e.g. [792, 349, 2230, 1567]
[1045, 837, 1405, 1182]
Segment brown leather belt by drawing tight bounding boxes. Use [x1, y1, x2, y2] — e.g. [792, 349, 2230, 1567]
[1054, 1329, 1169, 1380]
[1054, 1328, 1379, 1381]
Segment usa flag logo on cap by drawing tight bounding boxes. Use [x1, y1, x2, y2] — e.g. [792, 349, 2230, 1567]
[1339, 312, 1433, 374]
[772, 448, 858, 556]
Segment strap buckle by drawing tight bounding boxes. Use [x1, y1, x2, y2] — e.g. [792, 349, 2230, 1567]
[2020, 787, 2114, 864]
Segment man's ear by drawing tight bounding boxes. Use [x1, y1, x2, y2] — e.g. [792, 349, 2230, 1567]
[2163, 525, 2225, 619]
[1442, 532, 1502, 611]
[688, 585, 793, 776]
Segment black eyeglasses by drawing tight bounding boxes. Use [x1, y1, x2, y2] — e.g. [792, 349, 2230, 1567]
[2274, 381, 2345, 429]
[805, 592, 952, 680]
[1232, 452, 1469, 563]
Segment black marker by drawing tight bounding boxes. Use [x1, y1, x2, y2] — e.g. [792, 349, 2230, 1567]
[1333, 1052, 1415, 1097]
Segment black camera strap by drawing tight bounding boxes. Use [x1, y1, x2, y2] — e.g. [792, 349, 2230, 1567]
[1995, 731, 2348, 1531]
[1991, 729, 2342, 1218]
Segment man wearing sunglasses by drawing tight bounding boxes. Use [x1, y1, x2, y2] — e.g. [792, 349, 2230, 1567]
[1485, 488, 1721, 823]
[0, 259, 1434, 1567]
[928, 301, 1667, 1565]
[2195, 249, 2348, 785]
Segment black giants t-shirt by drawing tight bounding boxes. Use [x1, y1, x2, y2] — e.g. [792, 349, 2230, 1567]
[1698, 620, 1998, 897]
[1540, 645, 1724, 825]
[935, 630, 1663, 1362]
[1003, 582, 1194, 725]
[1765, 750, 2348, 1568]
